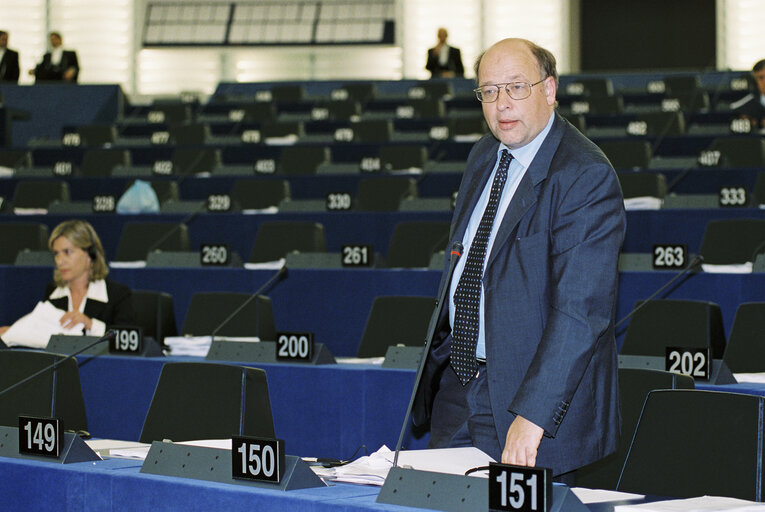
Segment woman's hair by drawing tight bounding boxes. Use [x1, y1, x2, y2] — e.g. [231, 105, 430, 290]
[48, 220, 109, 286]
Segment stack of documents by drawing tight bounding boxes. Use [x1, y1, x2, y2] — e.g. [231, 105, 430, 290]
[164, 336, 260, 357]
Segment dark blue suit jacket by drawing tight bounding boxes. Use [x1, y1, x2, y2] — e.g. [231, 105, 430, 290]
[414, 112, 626, 475]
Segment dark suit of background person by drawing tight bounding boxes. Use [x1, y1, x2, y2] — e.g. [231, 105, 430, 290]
[731, 58, 765, 130]
[32, 32, 79, 83]
[0, 31, 20, 83]
[426, 28, 465, 78]
[413, 38, 626, 478]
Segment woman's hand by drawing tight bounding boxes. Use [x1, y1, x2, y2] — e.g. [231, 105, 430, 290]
[59, 311, 92, 331]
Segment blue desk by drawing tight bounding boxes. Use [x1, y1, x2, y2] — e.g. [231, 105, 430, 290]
[76, 355, 425, 459]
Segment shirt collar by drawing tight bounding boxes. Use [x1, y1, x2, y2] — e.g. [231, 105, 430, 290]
[499, 111, 555, 169]
[49, 279, 108, 303]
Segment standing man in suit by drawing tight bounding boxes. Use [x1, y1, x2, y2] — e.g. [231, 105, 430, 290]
[413, 38, 625, 481]
[426, 28, 464, 78]
[31, 31, 79, 83]
[0, 31, 20, 83]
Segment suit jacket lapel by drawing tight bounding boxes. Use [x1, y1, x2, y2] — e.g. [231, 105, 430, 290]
[487, 113, 566, 268]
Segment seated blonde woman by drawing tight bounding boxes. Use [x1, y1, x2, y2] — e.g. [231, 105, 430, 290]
[0, 220, 135, 338]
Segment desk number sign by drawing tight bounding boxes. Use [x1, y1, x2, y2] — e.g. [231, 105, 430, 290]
[665, 347, 710, 380]
[19, 416, 62, 458]
[232, 436, 285, 484]
[109, 326, 144, 354]
[276, 332, 314, 362]
[489, 463, 552, 512]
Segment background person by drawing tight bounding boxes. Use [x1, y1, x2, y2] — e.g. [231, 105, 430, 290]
[425, 28, 465, 78]
[0, 220, 135, 338]
[30, 31, 79, 82]
[413, 38, 626, 481]
[730, 59, 765, 130]
[0, 30, 20, 83]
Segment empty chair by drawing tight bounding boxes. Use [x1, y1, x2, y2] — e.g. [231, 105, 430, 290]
[356, 296, 435, 358]
[663, 75, 701, 94]
[76, 124, 117, 147]
[231, 179, 290, 210]
[260, 121, 304, 140]
[145, 103, 192, 124]
[147, 180, 180, 204]
[722, 303, 765, 373]
[380, 144, 428, 171]
[636, 111, 686, 136]
[617, 172, 666, 200]
[234, 102, 277, 122]
[408, 81, 452, 99]
[81, 148, 131, 177]
[0, 222, 49, 264]
[0, 149, 32, 169]
[181, 292, 275, 340]
[563, 77, 613, 97]
[447, 116, 487, 139]
[248, 221, 326, 263]
[385, 221, 450, 268]
[710, 136, 765, 168]
[356, 176, 417, 211]
[314, 100, 361, 121]
[755, 172, 765, 206]
[12, 180, 70, 210]
[578, 94, 624, 115]
[132, 290, 178, 347]
[699, 219, 765, 266]
[619, 299, 726, 359]
[0, 350, 88, 432]
[407, 98, 445, 119]
[278, 146, 330, 175]
[167, 123, 210, 145]
[599, 140, 652, 170]
[171, 147, 221, 174]
[574, 369, 693, 490]
[114, 222, 190, 262]
[139, 362, 274, 443]
[268, 84, 304, 103]
[352, 119, 392, 143]
[333, 82, 376, 103]
[617, 390, 765, 500]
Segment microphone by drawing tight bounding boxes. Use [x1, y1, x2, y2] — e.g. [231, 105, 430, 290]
[209, 264, 288, 344]
[0, 330, 117, 400]
[615, 254, 704, 331]
[392, 241, 462, 468]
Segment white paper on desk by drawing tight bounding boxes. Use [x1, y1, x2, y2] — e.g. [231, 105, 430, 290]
[624, 196, 663, 210]
[242, 207, 279, 215]
[0, 165, 14, 177]
[243, 258, 286, 270]
[164, 335, 260, 356]
[702, 262, 753, 274]
[733, 373, 765, 383]
[335, 356, 385, 365]
[614, 495, 765, 511]
[109, 261, 147, 269]
[13, 207, 48, 215]
[86, 439, 148, 459]
[2, 301, 84, 348]
[329, 445, 495, 486]
[571, 487, 644, 504]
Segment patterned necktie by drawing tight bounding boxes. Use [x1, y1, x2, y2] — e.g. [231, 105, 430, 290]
[451, 149, 513, 385]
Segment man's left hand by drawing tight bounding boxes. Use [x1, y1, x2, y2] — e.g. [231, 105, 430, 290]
[501, 415, 544, 466]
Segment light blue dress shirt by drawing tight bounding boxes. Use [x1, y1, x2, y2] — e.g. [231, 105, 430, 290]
[449, 113, 555, 360]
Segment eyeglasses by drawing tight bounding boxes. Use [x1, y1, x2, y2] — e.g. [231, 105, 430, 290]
[473, 79, 546, 103]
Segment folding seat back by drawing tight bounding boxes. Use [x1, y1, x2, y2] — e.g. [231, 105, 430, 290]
[139, 362, 274, 443]
[0, 222, 49, 264]
[356, 176, 417, 211]
[115, 222, 189, 262]
[386, 221, 450, 268]
[248, 221, 326, 263]
[181, 292, 275, 340]
[231, 179, 290, 210]
[357, 296, 435, 357]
